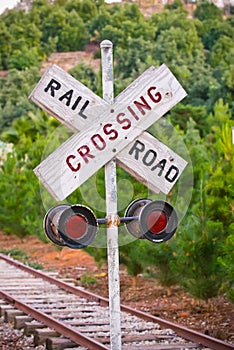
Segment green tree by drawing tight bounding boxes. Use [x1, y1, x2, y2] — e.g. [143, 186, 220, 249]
[58, 11, 89, 51]
[153, 25, 203, 66]
[171, 202, 224, 300]
[173, 100, 234, 300]
[0, 67, 41, 130]
[88, 7, 111, 42]
[209, 36, 234, 69]
[0, 111, 57, 239]
[168, 104, 208, 137]
[218, 233, 234, 301]
[201, 19, 234, 51]
[114, 37, 158, 81]
[165, 0, 184, 10]
[0, 21, 13, 69]
[182, 60, 221, 111]
[93, 3, 153, 47]
[8, 47, 42, 70]
[205, 100, 234, 229]
[65, 0, 98, 21]
[1, 8, 43, 69]
[183, 118, 210, 188]
[194, 1, 223, 21]
[69, 63, 100, 93]
[150, 7, 191, 38]
[41, 7, 88, 51]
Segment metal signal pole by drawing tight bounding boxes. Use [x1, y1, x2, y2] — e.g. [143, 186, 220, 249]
[100, 40, 122, 350]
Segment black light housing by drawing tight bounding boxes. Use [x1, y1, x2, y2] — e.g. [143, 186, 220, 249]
[125, 199, 178, 243]
[44, 204, 70, 246]
[124, 198, 151, 238]
[44, 204, 98, 249]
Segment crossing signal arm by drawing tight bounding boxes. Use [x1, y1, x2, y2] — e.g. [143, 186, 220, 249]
[44, 199, 178, 248]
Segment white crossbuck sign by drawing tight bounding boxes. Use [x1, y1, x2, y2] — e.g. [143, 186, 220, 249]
[30, 64, 187, 201]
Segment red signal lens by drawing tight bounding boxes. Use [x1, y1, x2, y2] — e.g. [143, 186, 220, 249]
[138, 200, 178, 243]
[65, 215, 87, 239]
[146, 211, 167, 234]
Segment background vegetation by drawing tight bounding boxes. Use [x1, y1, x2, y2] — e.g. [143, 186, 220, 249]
[0, 0, 233, 301]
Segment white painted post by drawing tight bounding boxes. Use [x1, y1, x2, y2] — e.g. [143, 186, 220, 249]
[100, 40, 122, 350]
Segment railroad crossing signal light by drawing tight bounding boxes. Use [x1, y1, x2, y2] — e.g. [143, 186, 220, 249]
[44, 200, 177, 248]
[125, 199, 178, 243]
[44, 204, 98, 249]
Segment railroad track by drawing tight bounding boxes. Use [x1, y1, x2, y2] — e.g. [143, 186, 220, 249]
[0, 253, 233, 350]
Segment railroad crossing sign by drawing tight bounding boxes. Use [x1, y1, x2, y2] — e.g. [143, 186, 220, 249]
[30, 64, 187, 201]
[30, 41, 188, 350]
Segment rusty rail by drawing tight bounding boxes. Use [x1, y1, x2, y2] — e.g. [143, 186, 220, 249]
[0, 253, 233, 350]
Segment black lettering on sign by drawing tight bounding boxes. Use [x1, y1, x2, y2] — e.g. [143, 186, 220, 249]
[128, 140, 179, 183]
[142, 149, 157, 167]
[44, 79, 90, 119]
[151, 159, 166, 176]
[59, 89, 73, 106]
[44, 79, 61, 96]
[78, 100, 89, 119]
[58, 89, 89, 119]
[72, 96, 81, 110]
[165, 165, 179, 182]
[128, 140, 145, 159]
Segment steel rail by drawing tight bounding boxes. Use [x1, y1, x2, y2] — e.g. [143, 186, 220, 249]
[119, 305, 234, 350]
[0, 253, 109, 306]
[0, 253, 233, 350]
[0, 289, 108, 350]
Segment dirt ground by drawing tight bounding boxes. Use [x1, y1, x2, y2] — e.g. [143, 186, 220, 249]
[0, 230, 233, 344]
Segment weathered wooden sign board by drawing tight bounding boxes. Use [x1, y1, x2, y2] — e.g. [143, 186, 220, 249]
[30, 64, 187, 201]
[117, 132, 186, 194]
[30, 65, 108, 132]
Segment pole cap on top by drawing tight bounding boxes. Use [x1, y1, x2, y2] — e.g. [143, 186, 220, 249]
[100, 40, 113, 48]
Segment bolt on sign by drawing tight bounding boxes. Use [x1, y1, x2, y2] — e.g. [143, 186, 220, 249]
[29, 64, 187, 201]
